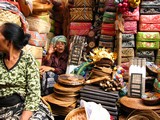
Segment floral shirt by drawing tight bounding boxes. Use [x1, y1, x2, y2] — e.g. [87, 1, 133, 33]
[42, 51, 68, 75]
[0, 51, 40, 111]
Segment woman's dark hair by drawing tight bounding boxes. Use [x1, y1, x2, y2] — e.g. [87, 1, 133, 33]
[1, 22, 31, 50]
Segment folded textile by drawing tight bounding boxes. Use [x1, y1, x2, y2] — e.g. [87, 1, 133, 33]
[139, 24, 160, 32]
[140, 15, 160, 24]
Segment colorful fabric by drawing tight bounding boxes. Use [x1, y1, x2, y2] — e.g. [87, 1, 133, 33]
[0, 51, 40, 111]
[51, 35, 67, 46]
[41, 71, 58, 96]
[0, 1, 28, 31]
[0, 101, 54, 120]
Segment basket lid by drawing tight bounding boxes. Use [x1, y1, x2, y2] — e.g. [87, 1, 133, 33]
[58, 74, 85, 86]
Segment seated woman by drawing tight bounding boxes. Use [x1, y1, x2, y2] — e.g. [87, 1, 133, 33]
[40, 35, 69, 96]
[0, 22, 54, 120]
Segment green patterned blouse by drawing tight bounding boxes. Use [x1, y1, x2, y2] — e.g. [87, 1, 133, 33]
[0, 51, 41, 111]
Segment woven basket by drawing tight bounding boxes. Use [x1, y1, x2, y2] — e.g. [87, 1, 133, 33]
[26, 16, 51, 33]
[65, 107, 87, 120]
[0, 9, 21, 27]
[126, 110, 160, 120]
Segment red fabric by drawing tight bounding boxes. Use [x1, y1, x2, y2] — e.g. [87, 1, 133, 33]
[123, 7, 139, 21]
[139, 24, 160, 32]
[124, 21, 137, 34]
[101, 23, 115, 36]
[6, 0, 20, 10]
[140, 15, 160, 24]
[69, 22, 92, 35]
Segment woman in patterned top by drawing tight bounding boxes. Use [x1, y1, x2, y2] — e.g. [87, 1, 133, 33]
[40, 35, 68, 96]
[0, 23, 54, 120]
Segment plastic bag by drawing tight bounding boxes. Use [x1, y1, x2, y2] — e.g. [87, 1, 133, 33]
[80, 100, 110, 120]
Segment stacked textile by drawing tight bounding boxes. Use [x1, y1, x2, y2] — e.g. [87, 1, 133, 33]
[79, 85, 119, 120]
[120, 7, 139, 63]
[137, 0, 160, 63]
[99, 0, 116, 49]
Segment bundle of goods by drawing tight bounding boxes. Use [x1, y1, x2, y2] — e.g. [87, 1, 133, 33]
[79, 85, 119, 120]
[136, 32, 160, 50]
[101, 23, 115, 36]
[124, 21, 137, 34]
[105, 0, 116, 12]
[122, 7, 139, 21]
[139, 15, 160, 32]
[102, 12, 116, 23]
[26, 16, 51, 34]
[136, 50, 155, 62]
[0, 9, 21, 26]
[100, 4, 116, 49]
[140, 0, 160, 15]
[121, 34, 135, 48]
[0, 1, 27, 31]
[43, 74, 84, 116]
[69, 22, 92, 36]
[99, 35, 115, 48]
[27, 31, 48, 47]
[121, 48, 134, 63]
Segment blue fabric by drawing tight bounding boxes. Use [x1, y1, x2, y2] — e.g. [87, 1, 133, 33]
[41, 71, 58, 96]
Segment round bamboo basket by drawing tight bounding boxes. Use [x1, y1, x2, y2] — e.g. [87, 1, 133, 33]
[65, 107, 87, 120]
[126, 110, 160, 120]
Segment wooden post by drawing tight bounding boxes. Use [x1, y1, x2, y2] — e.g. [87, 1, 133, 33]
[115, 14, 124, 66]
[117, 31, 122, 65]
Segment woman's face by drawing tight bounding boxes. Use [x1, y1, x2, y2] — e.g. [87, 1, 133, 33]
[55, 41, 65, 53]
[0, 31, 8, 52]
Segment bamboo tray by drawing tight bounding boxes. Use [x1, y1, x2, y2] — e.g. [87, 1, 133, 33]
[43, 93, 77, 107]
[120, 96, 160, 110]
[53, 83, 83, 93]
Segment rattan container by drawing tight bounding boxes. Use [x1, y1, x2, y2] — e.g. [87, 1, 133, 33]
[65, 107, 87, 120]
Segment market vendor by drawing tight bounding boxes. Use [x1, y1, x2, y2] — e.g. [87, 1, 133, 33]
[40, 35, 69, 96]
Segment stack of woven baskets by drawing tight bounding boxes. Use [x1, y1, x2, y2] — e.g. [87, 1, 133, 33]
[43, 74, 84, 116]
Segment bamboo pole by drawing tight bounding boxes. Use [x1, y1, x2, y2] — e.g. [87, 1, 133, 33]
[115, 14, 124, 66]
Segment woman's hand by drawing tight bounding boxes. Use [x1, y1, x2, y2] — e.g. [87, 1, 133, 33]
[47, 44, 56, 55]
[20, 110, 33, 120]
[40, 66, 55, 75]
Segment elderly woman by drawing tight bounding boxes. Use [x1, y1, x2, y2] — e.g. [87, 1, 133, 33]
[40, 35, 69, 96]
[0, 22, 54, 120]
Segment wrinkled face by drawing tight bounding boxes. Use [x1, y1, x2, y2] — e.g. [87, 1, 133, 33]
[55, 41, 65, 53]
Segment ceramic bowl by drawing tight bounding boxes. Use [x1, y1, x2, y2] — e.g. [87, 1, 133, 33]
[142, 92, 160, 106]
